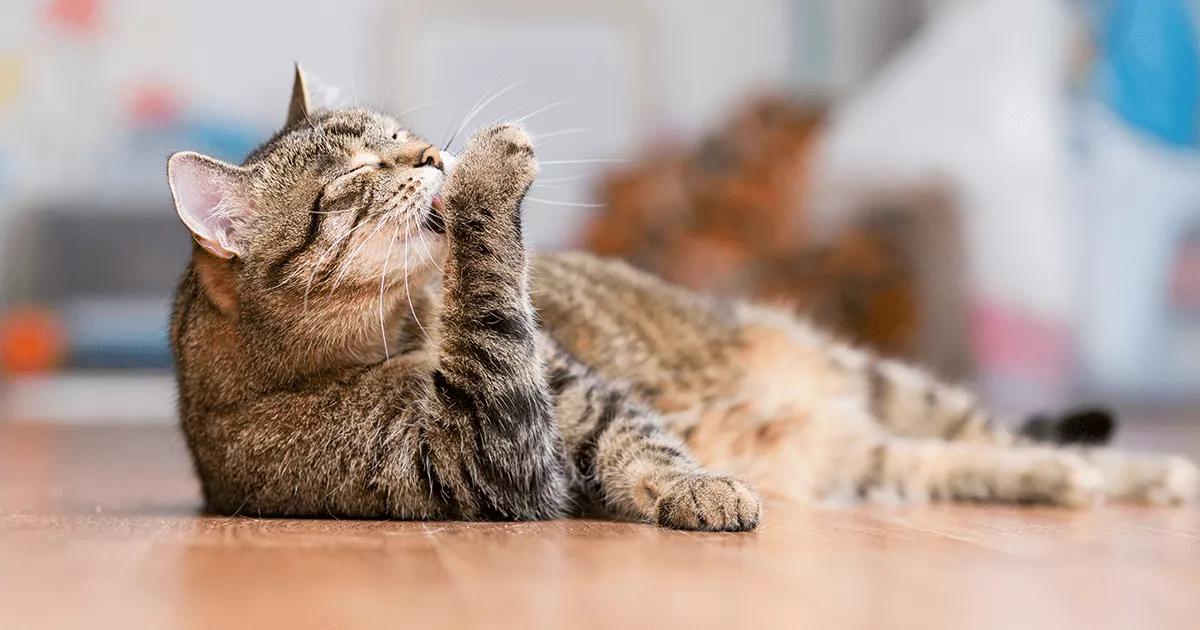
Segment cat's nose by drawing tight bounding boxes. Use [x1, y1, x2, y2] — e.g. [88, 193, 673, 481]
[417, 145, 443, 171]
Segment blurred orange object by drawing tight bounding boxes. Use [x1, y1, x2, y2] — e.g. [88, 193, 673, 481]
[1, 307, 66, 374]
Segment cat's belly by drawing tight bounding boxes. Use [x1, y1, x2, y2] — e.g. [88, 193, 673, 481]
[531, 251, 864, 415]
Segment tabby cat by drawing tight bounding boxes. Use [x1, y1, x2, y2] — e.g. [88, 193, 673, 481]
[167, 67, 1198, 531]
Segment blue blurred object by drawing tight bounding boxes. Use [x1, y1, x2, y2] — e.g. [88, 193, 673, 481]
[62, 297, 174, 369]
[1093, 0, 1200, 147]
[1075, 1, 1200, 399]
[183, 115, 266, 164]
[127, 114, 267, 167]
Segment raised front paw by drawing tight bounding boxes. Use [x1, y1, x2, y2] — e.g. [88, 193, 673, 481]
[655, 474, 761, 532]
[442, 123, 538, 210]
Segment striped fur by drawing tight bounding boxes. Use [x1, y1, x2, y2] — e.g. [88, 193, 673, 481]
[169, 93, 1197, 533]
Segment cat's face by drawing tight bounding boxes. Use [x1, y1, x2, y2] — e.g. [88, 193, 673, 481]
[167, 67, 452, 316]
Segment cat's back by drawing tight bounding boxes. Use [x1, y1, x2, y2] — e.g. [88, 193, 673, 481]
[531, 251, 741, 404]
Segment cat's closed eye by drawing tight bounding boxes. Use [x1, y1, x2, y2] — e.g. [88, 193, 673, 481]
[330, 162, 378, 186]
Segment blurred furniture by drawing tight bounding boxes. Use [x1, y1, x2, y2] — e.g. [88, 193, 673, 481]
[1, 203, 189, 372]
[582, 96, 971, 376]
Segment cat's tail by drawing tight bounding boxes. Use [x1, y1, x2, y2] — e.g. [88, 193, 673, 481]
[862, 356, 1014, 445]
[1018, 408, 1117, 446]
[859, 356, 1118, 447]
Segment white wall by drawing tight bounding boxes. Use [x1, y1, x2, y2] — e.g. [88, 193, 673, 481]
[0, 0, 796, 294]
[786, 0, 931, 96]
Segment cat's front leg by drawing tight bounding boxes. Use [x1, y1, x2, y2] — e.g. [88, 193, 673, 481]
[545, 347, 762, 531]
[424, 123, 568, 519]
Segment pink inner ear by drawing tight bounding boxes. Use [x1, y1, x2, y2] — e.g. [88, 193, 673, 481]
[170, 155, 239, 256]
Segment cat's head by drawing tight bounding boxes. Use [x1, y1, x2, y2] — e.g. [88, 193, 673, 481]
[167, 65, 452, 320]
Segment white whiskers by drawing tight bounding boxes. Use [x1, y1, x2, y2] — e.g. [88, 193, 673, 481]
[512, 97, 575, 126]
[401, 213, 433, 344]
[412, 213, 445, 276]
[534, 127, 590, 140]
[378, 222, 398, 359]
[302, 213, 377, 310]
[534, 174, 589, 184]
[330, 214, 391, 292]
[532, 128, 589, 150]
[397, 100, 444, 118]
[445, 81, 525, 151]
[524, 197, 606, 208]
[538, 158, 628, 166]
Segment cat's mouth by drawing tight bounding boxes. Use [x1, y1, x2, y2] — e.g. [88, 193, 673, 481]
[420, 151, 455, 235]
[423, 195, 446, 234]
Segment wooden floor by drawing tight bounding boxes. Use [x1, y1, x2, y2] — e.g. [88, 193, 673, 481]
[2, 419, 1199, 630]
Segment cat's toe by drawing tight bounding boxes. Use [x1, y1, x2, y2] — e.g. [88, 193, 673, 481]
[1141, 455, 1199, 506]
[655, 474, 761, 532]
[486, 122, 534, 150]
[1018, 453, 1105, 508]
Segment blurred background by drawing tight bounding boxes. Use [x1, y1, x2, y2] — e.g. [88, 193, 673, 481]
[1, 0, 1199, 425]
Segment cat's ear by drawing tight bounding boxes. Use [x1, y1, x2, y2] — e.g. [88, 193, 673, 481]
[167, 151, 253, 259]
[287, 62, 312, 127]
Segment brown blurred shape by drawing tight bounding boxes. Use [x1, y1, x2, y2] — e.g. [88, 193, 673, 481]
[582, 96, 969, 375]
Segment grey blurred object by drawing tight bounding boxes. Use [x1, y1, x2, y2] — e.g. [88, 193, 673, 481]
[4, 203, 190, 302]
[2, 203, 191, 368]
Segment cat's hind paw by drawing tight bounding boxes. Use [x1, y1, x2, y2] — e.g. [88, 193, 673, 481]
[1122, 454, 1200, 506]
[1016, 452, 1106, 508]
